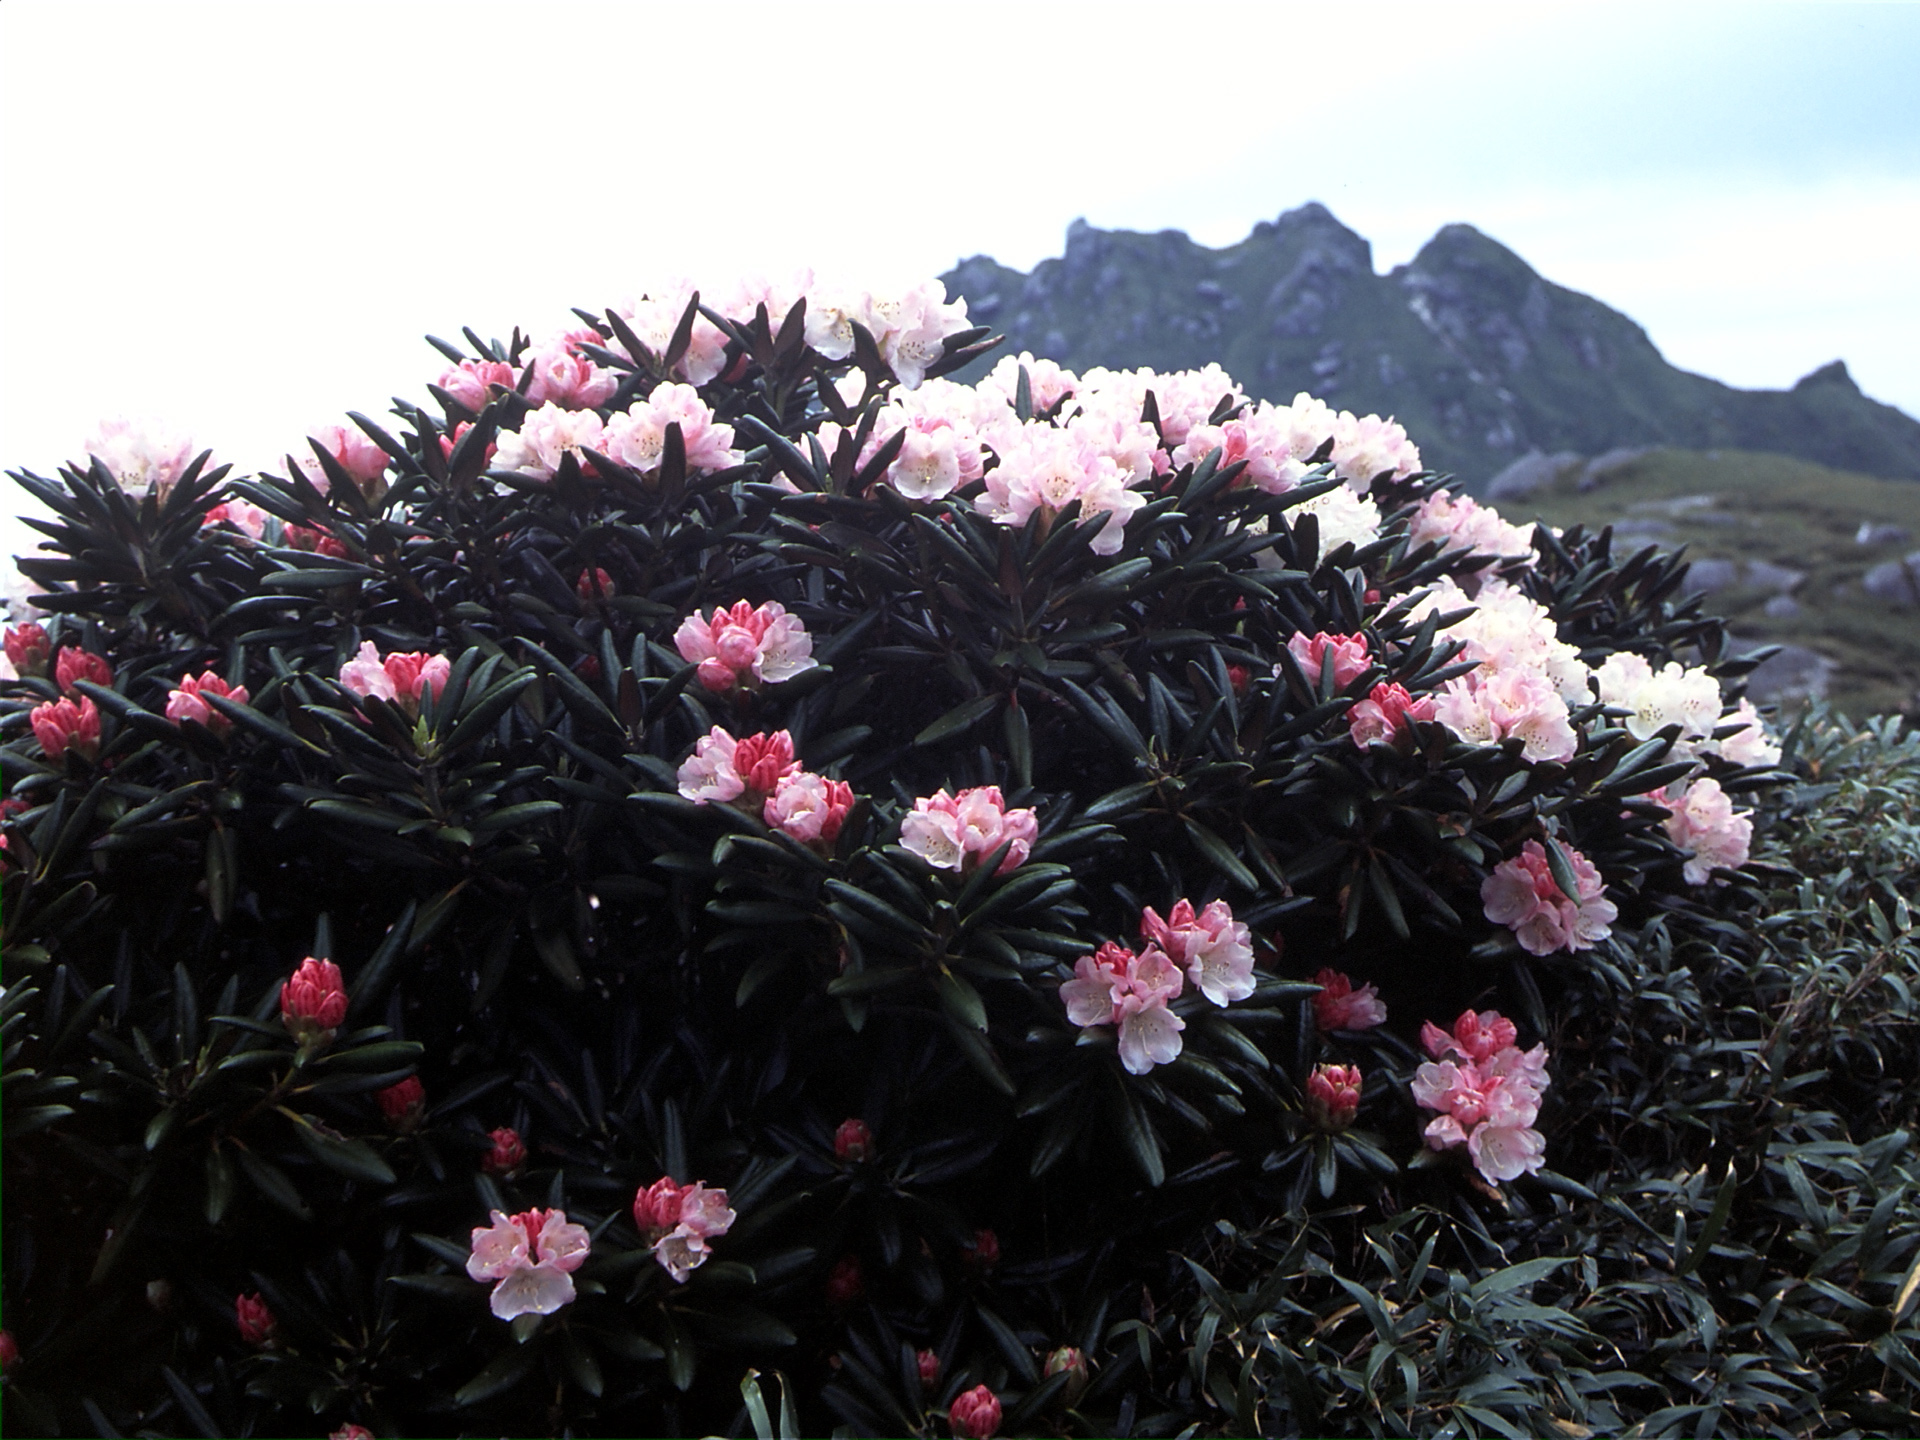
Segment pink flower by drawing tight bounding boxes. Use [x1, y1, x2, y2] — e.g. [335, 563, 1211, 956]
[949, 1384, 1003, 1439]
[1408, 490, 1535, 568]
[834, 1118, 873, 1162]
[901, 786, 1037, 875]
[1659, 778, 1752, 885]
[1348, 681, 1435, 748]
[673, 600, 818, 692]
[1306, 1062, 1362, 1131]
[0, 1330, 14, 1371]
[633, 1176, 688, 1232]
[437, 421, 498, 468]
[203, 498, 270, 542]
[1481, 840, 1617, 955]
[1058, 940, 1187, 1075]
[482, 1126, 526, 1175]
[284, 523, 351, 559]
[608, 282, 732, 385]
[338, 641, 450, 718]
[825, 1253, 864, 1306]
[30, 696, 101, 762]
[1329, 409, 1421, 490]
[1434, 669, 1577, 763]
[376, 1076, 425, 1129]
[55, 647, 112, 694]
[734, 731, 800, 793]
[165, 671, 249, 736]
[84, 417, 198, 499]
[280, 956, 347, 1043]
[5, 623, 49, 677]
[677, 727, 745, 803]
[575, 567, 614, 602]
[523, 335, 620, 410]
[1420, 1009, 1518, 1064]
[1286, 631, 1370, 690]
[466, 1207, 591, 1320]
[980, 425, 1146, 556]
[600, 383, 742, 475]
[235, 1292, 277, 1347]
[1311, 968, 1387, 1032]
[917, 1348, 941, 1389]
[634, 1179, 736, 1283]
[764, 771, 854, 845]
[299, 424, 390, 500]
[436, 358, 519, 414]
[1139, 898, 1255, 1006]
[330, 1426, 375, 1440]
[493, 402, 605, 479]
[1412, 1009, 1551, 1185]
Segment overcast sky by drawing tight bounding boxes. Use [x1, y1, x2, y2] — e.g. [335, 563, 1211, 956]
[3, 1, 1917, 559]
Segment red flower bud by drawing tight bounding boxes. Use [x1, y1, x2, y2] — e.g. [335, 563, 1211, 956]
[825, 1253, 864, 1306]
[4, 623, 49, 676]
[576, 567, 615, 603]
[967, 1227, 1000, 1270]
[54, 647, 112, 694]
[1044, 1345, 1091, 1404]
[235, 1291, 277, 1347]
[30, 695, 102, 762]
[632, 1175, 687, 1232]
[949, 1383, 1002, 1438]
[330, 1426, 375, 1440]
[1306, 1062, 1363, 1131]
[833, 1117, 873, 1163]
[916, 1347, 941, 1390]
[376, 1076, 425, 1128]
[279, 957, 347, 1044]
[0, 1329, 17, 1371]
[482, 1126, 526, 1176]
[1226, 663, 1251, 697]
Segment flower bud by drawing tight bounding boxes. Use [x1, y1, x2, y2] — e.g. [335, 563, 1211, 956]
[4, 623, 49, 677]
[916, 1347, 941, 1390]
[376, 1076, 426, 1130]
[330, 1426, 375, 1440]
[1226, 663, 1251, 697]
[235, 1291, 278, 1347]
[576, 567, 615, 603]
[482, 1126, 526, 1176]
[279, 957, 347, 1045]
[165, 671, 248, 736]
[632, 1175, 687, 1233]
[0, 1329, 17, 1371]
[1306, 1062, 1363, 1131]
[54, 647, 112, 694]
[1043, 1345, 1091, 1405]
[833, 1117, 873, 1163]
[948, 1383, 1002, 1438]
[825, 1253, 864, 1307]
[30, 695, 102, 763]
[966, 1227, 1000, 1270]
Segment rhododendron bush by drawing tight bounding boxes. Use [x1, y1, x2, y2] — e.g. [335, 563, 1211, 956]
[2, 275, 1915, 1439]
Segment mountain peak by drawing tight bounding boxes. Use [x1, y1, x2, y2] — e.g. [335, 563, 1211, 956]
[1795, 360, 1859, 393]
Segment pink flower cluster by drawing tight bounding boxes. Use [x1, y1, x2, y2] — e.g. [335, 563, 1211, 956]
[632, 1177, 736, 1283]
[1286, 630, 1370, 690]
[55, 647, 111, 694]
[1140, 898, 1257, 1005]
[1591, 654, 1780, 767]
[609, 278, 733, 385]
[435, 357, 519, 414]
[1481, 840, 1617, 955]
[522, 328, 620, 410]
[235, 1291, 277, 1347]
[203, 497, 270, 542]
[1311, 968, 1386, 1031]
[1434, 667, 1578, 763]
[339, 641, 450, 718]
[899, 786, 1038, 875]
[676, 727, 853, 846]
[600, 382, 741, 475]
[165, 671, 248, 736]
[492, 402, 605, 479]
[1412, 1009, 1550, 1184]
[1414, 577, 1585, 763]
[819, 378, 991, 501]
[5, 622, 50, 678]
[979, 423, 1147, 555]
[466, 1207, 591, 1319]
[1348, 681, 1434, 748]
[297, 424, 389, 500]
[1659, 777, 1752, 885]
[1407, 491, 1536, 569]
[673, 600, 817, 693]
[800, 278, 974, 388]
[83, 417, 199, 499]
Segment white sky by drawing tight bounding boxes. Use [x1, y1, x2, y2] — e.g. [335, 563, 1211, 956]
[3, 1, 1918, 561]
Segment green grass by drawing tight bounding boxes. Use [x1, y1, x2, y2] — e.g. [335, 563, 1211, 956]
[1504, 448, 1920, 713]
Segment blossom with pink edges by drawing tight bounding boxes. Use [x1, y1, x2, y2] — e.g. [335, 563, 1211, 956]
[1481, 840, 1617, 955]
[466, 1207, 591, 1319]
[1408, 490, 1535, 568]
[339, 641, 450, 718]
[522, 331, 620, 410]
[1059, 940, 1187, 1075]
[1306, 1062, 1363, 1131]
[980, 425, 1145, 556]
[1286, 631, 1370, 690]
[55, 647, 112, 694]
[608, 280, 732, 385]
[900, 786, 1038, 876]
[203, 498, 270, 542]
[631, 1177, 737, 1284]
[1412, 1010, 1550, 1184]
[1170, 397, 1332, 495]
[1659, 777, 1753, 885]
[764, 770, 854, 845]
[492, 402, 605, 479]
[674, 600, 818, 693]
[436, 358, 519, 414]
[1714, 698, 1782, 767]
[84, 417, 199, 499]
[949, 1384, 1003, 1439]
[1591, 652, 1723, 748]
[1139, 898, 1255, 1006]
[1140, 364, 1245, 447]
[1311, 968, 1387, 1032]
[280, 956, 347, 1043]
[601, 382, 742, 475]
[1329, 408, 1422, 490]
[235, 1292, 277, 1347]
[165, 672, 248, 736]
[1433, 667, 1578, 763]
[1348, 681, 1435, 748]
[30, 696, 101, 762]
[298, 424, 389, 500]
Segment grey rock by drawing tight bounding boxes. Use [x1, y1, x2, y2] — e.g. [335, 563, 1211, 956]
[1611, 518, 1676, 540]
[1856, 521, 1910, 546]
[1487, 449, 1582, 500]
[1745, 561, 1805, 594]
[1741, 643, 1837, 703]
[1862, 551, 1920, 607]
[1578, 447, 1651, 490]
[1763, 594, 1802, 619]
[1682, 558, 1739, 594]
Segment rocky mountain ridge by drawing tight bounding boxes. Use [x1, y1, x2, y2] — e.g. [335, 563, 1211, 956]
[941, 205, 1920, 489]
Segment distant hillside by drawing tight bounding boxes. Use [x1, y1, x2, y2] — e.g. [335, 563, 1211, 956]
[941, 206, 1920, 489]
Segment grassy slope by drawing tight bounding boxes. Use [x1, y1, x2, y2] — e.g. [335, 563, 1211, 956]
[1505, 448, 1920, 713]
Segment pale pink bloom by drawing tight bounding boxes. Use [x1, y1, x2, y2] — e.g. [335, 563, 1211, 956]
[900, 800, 964, 870]
[1481, 840, 1616, 955]
[1139, 898, 1255, 1006]
[1144, 365, 1246, 447]
[1711, 698, 1782, 767]
[1467, 1121, 1547, 1182]
[889, 424, 965, 499]
[1059, 941, 1187, 1075]
[1591, 653, 1722, 746]
[1659, 777, 1752, 885]
[84, 417, 198, 499]
[867, 279, 971, 388]
[299, 424, 389, 499]
[436, 358, 519, 413]
[1306, 1062, 1362, 1130]
[712, 269, 814, 331]
[1408, 491, 1535, 567]
[523, 331, 620, 410]
[608, 280, 731, 385]
[1411, 576, 1588, 706]
[165, 671, 249, 735]
[600, 382, 742, 474]
[203, 498, 270, 542]
[676, 727, 745, 803]
[1329, 409, 1421, 491]
[1348, 681, 1435, 748]
[633, 1178, 735, 1284]
[1286, 631, 1370, 690]
[1290, 482, 1381, 552]
[764, 770, 854, 844]
[900, 787, 1036, 874]
[1171, 399, 1323, 494]
[338, 641, 449, 718]
[979, 352, 1080, 418]
[981, 425, 1146, 556]
[1067, 399, 1161, 486]
[466, 1207, 591, 1320]
[30, 695, 101, 761]
[1433, 668, 1577, 763]
[1311, 968, 1387, 1031]
[673, 600, 817, 692]
[492, 402, 605, 479]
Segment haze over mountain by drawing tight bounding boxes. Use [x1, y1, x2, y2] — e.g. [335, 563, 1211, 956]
[941, 205, 1920, 490]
